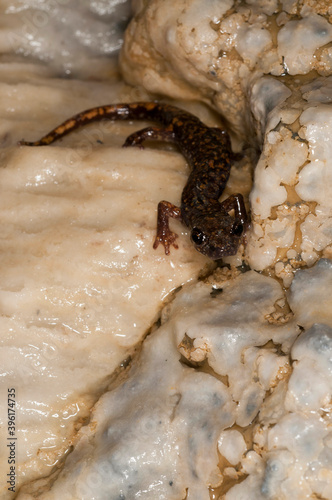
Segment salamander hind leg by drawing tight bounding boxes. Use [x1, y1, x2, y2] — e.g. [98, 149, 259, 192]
[153, 201, 182, 255]
[123, 126, 175, 148]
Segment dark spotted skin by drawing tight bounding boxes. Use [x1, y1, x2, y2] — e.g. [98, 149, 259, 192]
[19, 102, 248, 260]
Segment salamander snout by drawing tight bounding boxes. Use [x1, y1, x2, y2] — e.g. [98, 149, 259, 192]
[190, 218, 245, 260]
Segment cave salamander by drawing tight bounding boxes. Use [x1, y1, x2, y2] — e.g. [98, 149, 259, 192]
[19, 102, 248, 260]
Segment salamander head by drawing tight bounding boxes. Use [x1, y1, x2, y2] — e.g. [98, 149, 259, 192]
[190, 215, 245, 260]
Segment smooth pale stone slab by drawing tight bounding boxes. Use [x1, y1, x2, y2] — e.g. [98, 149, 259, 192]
[0, 95, 211, 495]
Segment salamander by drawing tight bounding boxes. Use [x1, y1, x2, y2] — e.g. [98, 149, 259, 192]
[19, 102, 248, 260]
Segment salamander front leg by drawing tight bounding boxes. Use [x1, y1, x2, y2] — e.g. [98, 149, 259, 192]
[123, 126, 175, 148]
[153, 201, 182, 255]
[220, 193, 248, 235]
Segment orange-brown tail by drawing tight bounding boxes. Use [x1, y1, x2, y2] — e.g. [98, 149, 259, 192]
[18, 102, 178, 147]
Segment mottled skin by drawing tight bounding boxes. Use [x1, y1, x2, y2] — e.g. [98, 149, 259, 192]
[19, 102, 248, 260]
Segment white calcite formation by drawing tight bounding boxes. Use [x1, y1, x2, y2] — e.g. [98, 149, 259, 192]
[122, 0, 332, 284]
[248, 78, 332, 284]
[0, 1, 332, 500]
[121, 0, 332, 135]
[0, 0, 131, 78]
[17, 261, 332, 499]
[0, 77, 214, 495]
[0, 5, 213, 495]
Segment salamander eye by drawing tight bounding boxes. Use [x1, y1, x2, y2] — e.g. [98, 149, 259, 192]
[191, 227, 206, 246]
[231, 222, 244, 236]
